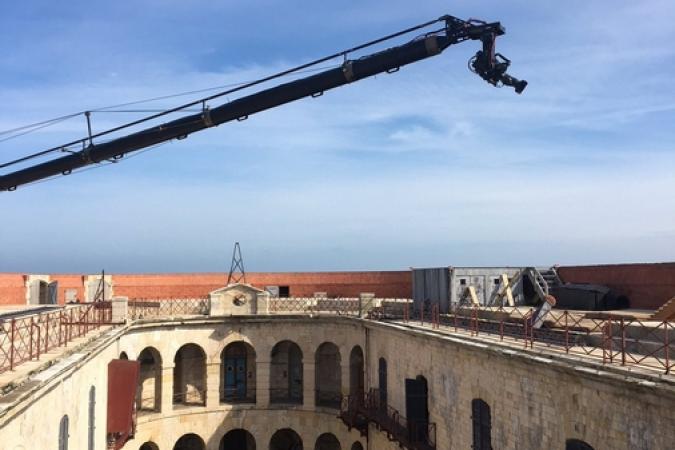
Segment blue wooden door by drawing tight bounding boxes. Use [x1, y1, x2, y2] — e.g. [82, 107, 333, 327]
[225, 356, 246, 399]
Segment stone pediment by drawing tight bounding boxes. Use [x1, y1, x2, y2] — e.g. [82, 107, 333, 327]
[209, 283, 268, 316]
[209, 283, 265, 296]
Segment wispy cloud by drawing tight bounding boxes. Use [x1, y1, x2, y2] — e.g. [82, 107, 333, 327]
[1, 1, 674, 271]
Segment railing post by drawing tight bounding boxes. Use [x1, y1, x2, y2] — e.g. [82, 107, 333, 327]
[664, 321, 670, 375]
[564, 310, 569, 353]
[36, 319, 41, 360]
[29, 316, 34, 360]
[620, 317, 626, 366]
[420, 305, 424, 326]
[530, 308, 534, 348]
[523, 310, 530, 348]
[473, 306, 479, 336]
[10, 318, 16, 371]
[44, 314, 49, 354]
[608, 318, 614, 364]
[59, 311, 63, 347]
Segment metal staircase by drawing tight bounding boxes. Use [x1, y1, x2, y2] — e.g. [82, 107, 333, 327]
[526, 266, 563, 301]
[340, 389, 436, 450]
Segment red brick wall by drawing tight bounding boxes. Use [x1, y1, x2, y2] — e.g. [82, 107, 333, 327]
[50, 275, 86, 305]
[557, 263, 675, 310]
[113, 271, 411, 299]
[0, 273, 25, 305]
[0, 271, 412, 305]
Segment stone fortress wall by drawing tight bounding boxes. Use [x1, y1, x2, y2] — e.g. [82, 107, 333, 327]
[0, 286, 673, 450]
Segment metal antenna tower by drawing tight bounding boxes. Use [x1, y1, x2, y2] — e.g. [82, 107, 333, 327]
[227, 242, 246, 284]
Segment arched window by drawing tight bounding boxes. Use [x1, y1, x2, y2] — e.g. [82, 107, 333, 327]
[270, 429, 303, 450]
[119, 351, 129, 360]
[314, 433, 341, 450]
[58, 415, 69, 450]
[174, 433, 205, 450]
[138, 347, 162, 412]
[378, 357, 388, 410]
[315, 342, 342, 408]
[566, 439, 594, 450]
[140, 443, 160, 450]
[88, 386, 96, 450]
[472, 398, 492, 450]
[173, 344, 206, 406]
[349, 346, 364, 397]
[270, 341, 303, 404]
[221, 342, 256, 403]
[405, 375, 429, 444]
[220, 429, 256, 450]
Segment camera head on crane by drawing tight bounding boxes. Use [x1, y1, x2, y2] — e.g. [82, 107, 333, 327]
[442, 16, 528, 94]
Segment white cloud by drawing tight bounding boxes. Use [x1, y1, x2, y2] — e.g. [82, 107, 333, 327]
[2, 1, 675, 271]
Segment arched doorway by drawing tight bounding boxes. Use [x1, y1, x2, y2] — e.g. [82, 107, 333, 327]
[220, 429, 256, 450]
[471, 398, 492, 450]
[58, 415, 69, 450]
[315, 342, 341, 408]
[221, 342, 256, 403]
[349, 346, 364, 397]
[566, 439, 594, 450]
[378, 357, 387, 410]
[314, 433, 340, 450]
[137, 347, 162, 412]
[269, 429, 303, 450]
[174, 434, 205, 450]
[173, 344, 206, 406]
[350, 443, 363, 450]
[270, 341, 303, 404]
[140, 443, 159, 450]
[405, 375, 429, 444]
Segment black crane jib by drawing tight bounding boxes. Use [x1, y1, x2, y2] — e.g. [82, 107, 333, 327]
[0, 15, 526, 191]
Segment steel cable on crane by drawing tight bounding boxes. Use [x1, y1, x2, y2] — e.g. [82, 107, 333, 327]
[0, 16, 444, 169]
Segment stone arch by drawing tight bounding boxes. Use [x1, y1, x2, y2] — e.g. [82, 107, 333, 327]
[270, 340, 303, 404]
[315, 342, 341, 408]
[220, 429, 256, 450]
[314, 433, 340, 450]
[350, 443, 363, 450]
[174, 434, 205, 450]
[566, 439, 594, 450]
[140, 443, 160, 450]
[269, 428, 303, 450]
[173, 343, 206, 406]
[137, 346, 162, 412]
[471, 398, 492, 450]
[221, 341, 256, 403]
[349, 345, 364, 396]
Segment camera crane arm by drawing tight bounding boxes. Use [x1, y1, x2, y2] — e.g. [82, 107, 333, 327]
[0, 15, 526, 191]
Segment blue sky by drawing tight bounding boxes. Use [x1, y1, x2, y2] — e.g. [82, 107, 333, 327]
[1, 1, 674, 273]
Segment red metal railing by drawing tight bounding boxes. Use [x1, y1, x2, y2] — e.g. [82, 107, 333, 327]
[390, 302, 674, 375]
[0, 302, 113, 374]
[128, 298, 208, 319]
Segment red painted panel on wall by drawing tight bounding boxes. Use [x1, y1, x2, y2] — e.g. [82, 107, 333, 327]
[107, 359, 139, 447]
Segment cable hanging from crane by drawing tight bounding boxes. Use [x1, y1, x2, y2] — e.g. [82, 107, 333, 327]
[0, 17, 442, 166]
[0, 14, 526, 191]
